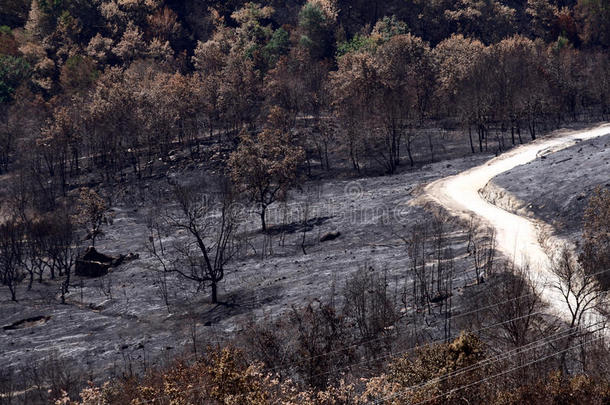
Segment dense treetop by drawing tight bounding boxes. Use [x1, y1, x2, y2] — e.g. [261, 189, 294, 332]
[0, 0, 607, 101]
[0, 0, 608, 183]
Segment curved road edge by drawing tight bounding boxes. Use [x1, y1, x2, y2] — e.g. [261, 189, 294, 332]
[415, 123, 610, 322]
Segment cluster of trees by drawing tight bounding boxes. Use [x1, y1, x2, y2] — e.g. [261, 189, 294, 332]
[0, 186, 106, 302]
[331, 29, 610, 173]
[2, 0, 608, 315]
[1, 0, 609, 400]
[0, 0, 609, 193]
[53, 331, 610, 404]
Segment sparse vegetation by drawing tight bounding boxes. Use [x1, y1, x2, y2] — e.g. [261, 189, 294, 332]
[0, 0, 609, 403]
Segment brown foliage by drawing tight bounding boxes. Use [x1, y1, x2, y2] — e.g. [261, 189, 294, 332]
[330, 33, 434, 172]
[228, 110, 305, 231]
[146, 6, 182, 43]
[496, 372, 610, 405]
[60, 346, 357, 404]
[76, 187, 107, 246]
[360, 332, 492, 404]
[0, 28, 19, 56]
[576, 0, 610, 48]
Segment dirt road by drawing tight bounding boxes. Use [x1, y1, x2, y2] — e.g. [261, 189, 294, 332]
[422, 123, 610, 320]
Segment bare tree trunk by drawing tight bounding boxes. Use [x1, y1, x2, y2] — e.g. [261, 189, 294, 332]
[406, 137, 414, 167]
[260, 209, 267, 233]
[211, 281, 218, 304]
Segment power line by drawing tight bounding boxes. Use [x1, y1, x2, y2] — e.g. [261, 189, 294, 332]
[409, 334, 607, 405]
[278, 309, 551, 382]
[135, 321, 606, 405]
[260, 287, 541, 376]
[257, 263, 610, 376]
[373, 321, 605, 404]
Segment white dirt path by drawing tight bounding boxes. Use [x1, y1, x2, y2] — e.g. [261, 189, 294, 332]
[421, 123, 610, 320]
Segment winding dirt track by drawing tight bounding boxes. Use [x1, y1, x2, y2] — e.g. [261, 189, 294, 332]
[423, 123, 610, 319]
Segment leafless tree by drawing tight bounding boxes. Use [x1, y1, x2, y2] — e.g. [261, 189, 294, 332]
[467, 216, 496, 284]
[553, 247, 604, 331]
[184, 307, 200, 355]
[490, 263, 547, 348]
[153, 265, 171, 312]
[45, 211, 78, 304]
[288, 300, 352, 389]
[21, 218, 49, 288]
[0, 368, 16, 404]
[552, 247, 606, 372]
[299, 192, 314, 255]
[148, 182, 241, 304]
[343, 266, 399, 357]
[405, 220, 431, 312]
[239, 310, 298, 379]
[147, 207, 172, 312]
[0, 218, 24, 301]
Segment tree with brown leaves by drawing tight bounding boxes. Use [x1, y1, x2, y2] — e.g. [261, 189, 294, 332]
[77, 188, 107, 246]
[229, 108, 305, 232]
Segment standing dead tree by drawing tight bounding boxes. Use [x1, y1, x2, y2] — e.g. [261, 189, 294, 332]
[46, 211, 78, 305]
[552, 247, 606, 373]
[148, 183, 241, 304]
[405, 220, 431, 313]
[467, 216, 496, 284]
[489, 262, 546, 348]
[22, 217, 50, 288]
[0, 219, 24, 301]
[288, 300, 352, 390]
[553, 248, 604, 331]
[401, 215, 455, 314]
[21, 210, 79, 304]
[343, 266, 399, 359]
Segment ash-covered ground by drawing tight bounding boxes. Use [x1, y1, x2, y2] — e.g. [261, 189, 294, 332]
[1, 151, 493, 388]
[3, 124, 607, 400]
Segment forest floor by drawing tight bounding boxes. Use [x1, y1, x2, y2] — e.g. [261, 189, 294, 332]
[1, 122, 609, 395]
[0, 148, 491, 386]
